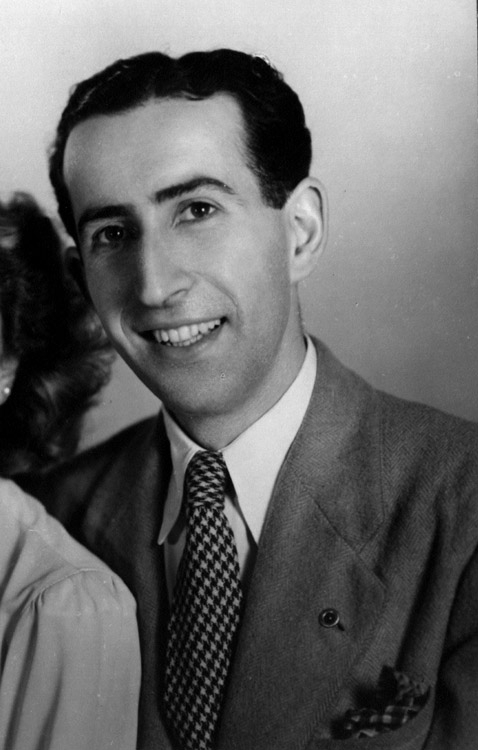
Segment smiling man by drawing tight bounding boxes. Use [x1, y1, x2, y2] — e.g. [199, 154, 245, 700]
[63, 93, 319, 447]
[24, 50, 478, 750]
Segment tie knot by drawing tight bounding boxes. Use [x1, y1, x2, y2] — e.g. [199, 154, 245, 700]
[185, 450, 227, 510]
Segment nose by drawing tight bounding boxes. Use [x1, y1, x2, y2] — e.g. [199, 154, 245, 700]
[133, 229, 192, 308]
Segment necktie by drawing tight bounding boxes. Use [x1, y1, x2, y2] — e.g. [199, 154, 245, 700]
[164, 450, 243, 750]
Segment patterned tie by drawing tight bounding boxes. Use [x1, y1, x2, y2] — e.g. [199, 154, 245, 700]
[164, 450, 243, 750]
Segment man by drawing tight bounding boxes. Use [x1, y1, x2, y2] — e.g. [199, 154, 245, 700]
[25, 50, 478, 749]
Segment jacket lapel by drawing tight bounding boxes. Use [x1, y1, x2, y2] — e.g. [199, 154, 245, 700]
[219, 341, 387, 748]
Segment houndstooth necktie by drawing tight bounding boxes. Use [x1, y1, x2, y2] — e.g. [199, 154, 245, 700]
[164, 450, 243, 750]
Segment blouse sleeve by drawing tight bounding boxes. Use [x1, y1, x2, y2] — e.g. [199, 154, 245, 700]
[0, 568, 141, 750]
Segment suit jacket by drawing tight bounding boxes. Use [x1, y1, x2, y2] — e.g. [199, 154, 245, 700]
[21, 339, 478, 749]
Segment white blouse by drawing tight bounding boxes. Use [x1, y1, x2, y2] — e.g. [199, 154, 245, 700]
[0, 478, 141, 750]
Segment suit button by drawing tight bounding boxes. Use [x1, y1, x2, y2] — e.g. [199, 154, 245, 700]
[319, 608, 340, 628]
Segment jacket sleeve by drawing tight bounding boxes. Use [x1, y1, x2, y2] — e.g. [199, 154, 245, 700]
[425, 542, 478, 748]
[0, 569, 141, 750]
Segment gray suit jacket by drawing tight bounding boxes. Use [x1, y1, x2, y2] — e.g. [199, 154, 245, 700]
[22, 339, 478, 749]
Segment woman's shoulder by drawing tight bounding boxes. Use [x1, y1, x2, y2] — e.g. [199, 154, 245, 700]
[0, 478, 136, 617]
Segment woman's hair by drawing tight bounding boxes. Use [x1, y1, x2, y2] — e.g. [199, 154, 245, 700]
[0, 192, 113, 476]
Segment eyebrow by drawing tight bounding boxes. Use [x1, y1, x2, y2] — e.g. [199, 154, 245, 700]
[77, 177, 236, 238]
[153, 177, 236, 204]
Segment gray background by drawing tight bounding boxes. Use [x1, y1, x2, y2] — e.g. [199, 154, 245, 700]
[1, 0, 476, 448]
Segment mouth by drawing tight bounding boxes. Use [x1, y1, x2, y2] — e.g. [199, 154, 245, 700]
[144, 317, 224, 347]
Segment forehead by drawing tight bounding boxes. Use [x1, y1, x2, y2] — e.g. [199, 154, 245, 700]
[63, 94, 254, 205]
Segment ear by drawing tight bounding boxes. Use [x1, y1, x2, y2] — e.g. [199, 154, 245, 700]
[0, 356, 19, 404]
[285, 177, 327, 284]
[66, 245, 90, 300]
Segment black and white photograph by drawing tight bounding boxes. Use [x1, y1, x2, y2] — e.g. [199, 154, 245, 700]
[0, 1, 477, 748]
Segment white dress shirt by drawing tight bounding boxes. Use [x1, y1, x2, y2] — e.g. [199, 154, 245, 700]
[158, 336, 317, 598]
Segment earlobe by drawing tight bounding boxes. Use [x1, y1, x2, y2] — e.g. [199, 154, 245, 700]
[287, 177, 327, 284]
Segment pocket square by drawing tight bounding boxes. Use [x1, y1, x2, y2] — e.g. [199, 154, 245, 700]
[342, 667, 430, 739]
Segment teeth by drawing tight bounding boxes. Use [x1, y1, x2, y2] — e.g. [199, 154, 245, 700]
[151, 318, 221, 346]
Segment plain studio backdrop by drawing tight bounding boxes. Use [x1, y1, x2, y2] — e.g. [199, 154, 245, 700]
[1, 0, 477, 449]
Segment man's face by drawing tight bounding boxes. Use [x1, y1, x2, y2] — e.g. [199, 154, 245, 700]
[64, 95, 306, 440]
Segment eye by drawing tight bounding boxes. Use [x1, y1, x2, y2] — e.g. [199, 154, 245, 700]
[88, 223, 139, 253]
[179, 201, 217, 222]
[94, 225, 127, 244]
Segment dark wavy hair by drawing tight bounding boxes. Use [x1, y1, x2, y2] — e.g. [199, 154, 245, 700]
[49, 49, 312, 239]
[0, 193, 113, 476]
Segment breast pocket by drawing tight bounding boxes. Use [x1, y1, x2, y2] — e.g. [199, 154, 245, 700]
[307, 693, 433, 750]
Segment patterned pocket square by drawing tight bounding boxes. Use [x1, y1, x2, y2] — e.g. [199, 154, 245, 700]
[342, 667, 430, 739]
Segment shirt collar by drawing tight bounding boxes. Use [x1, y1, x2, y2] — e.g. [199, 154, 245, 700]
[159, 336, 317, 544]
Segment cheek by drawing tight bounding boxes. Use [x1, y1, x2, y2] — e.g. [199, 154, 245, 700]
[235, 254, 292, 342]
[84, 266, 122, 327]
[225, 218, 289, 289]
[249, 240, 290, 306]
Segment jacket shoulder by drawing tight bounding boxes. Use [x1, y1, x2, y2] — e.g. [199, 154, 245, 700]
[17, 415, 163, 523]
[308, 339, 478, 547]
[376, 386, 478, 473]
[371, 384, 478, 555]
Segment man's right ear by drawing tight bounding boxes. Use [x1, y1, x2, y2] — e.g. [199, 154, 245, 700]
[66, 246, 90, 300]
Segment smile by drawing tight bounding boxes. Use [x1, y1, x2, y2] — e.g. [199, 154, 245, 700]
[149, 318, 223, 347]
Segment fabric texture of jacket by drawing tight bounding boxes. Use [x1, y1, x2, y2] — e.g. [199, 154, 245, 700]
[21, 339, 478, 749]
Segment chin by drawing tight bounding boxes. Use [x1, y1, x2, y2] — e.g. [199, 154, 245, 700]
[160, 372, 239, 415]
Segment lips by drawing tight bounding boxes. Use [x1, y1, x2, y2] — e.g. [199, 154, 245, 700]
[148, 318, 223, 347]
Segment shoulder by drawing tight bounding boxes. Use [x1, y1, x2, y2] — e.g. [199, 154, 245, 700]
[18, 414, 164, 519]
[0, 478, 137, 619]
[56, 414, 162, 482]
[311, 336, 478, 459]
[0, 479, 141, 750]
[377, 390, 478, 539]
[364, 371, 478, 490]
[308, 338, 478, 544]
